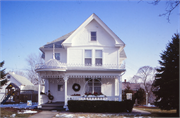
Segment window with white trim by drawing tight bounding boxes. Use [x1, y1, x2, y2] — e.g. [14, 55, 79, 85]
[91, 32, 96, 41]
[85, 78, 101, 94]
[95, 50, 102, 66]
[85, 50, 92, 66]
[58, 85, 63, 91]
[55, 53, 60, 60]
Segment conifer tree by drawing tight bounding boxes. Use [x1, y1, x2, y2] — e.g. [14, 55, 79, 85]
[153, 34, 179, 115]
[0, 61, 8, 86]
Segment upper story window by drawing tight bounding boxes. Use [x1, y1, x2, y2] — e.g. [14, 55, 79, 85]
[95, 50, 102, 66]
[85, 50, 92, 66]
[91, 32, 96, 41]
[55, 53, 60, 60]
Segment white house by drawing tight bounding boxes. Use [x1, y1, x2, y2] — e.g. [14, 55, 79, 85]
[35, 13, 127, 110]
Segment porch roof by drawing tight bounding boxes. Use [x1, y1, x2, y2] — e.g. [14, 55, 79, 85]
[35, 63, 125, 72]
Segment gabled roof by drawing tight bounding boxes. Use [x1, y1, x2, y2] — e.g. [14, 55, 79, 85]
[40, 31, 74, 50]
[6, 83, 20, 89]
[8, 72, 33, 86]
[40, 13, 125, 53]
[62, 13, 125, 47]
[21, 85, 39, 91]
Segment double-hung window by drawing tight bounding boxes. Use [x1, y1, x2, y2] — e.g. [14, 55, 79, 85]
[85, 50, 92, 66]
[95, 50, 102, 66]
[91, 32, 96, 41]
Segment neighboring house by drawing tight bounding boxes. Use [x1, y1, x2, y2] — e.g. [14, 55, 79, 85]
[20, 85, 39, 102]
[7, 72, 34, 87]
[122, 79, 156, 104]
[0, 72, 34, 103]
[35, 13, 127, 110]
[122, 79, 142, 92]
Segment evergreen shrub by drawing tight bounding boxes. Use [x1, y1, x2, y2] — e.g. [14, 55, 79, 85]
[68, 100, 134, 113]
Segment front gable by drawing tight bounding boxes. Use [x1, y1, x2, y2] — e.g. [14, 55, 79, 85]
[62, 13, 125, 47]
[71, 19, 115, 47]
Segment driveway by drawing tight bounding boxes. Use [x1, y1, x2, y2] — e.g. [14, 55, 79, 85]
[29, 108, 151, 118]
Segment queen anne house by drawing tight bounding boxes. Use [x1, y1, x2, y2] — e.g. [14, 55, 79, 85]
[35, 13, 127, 110]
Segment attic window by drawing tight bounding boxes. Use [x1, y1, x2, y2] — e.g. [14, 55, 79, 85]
[91, 32, 96, 41]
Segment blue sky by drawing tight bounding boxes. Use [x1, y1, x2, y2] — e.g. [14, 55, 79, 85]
[1, 1, 179, 81]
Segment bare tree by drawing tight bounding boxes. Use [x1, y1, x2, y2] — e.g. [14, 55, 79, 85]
[12, 70, 26, 77]
[149, 0, 180, 22]
[132, 66, 157, 104]
[129, 75, 140, 83]
[26, 53, 44, 85]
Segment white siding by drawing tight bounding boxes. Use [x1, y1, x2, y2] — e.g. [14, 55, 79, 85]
[45, 49, 67, 63]
[101, 79, 115, 96]
[71, 20, 115, 47]
[67, 78, 86, 95]
[67, 47, 119, 65]
[67, 49, 83, 64]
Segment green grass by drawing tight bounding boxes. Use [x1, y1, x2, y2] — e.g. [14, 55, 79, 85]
[0, 108, 41, 118]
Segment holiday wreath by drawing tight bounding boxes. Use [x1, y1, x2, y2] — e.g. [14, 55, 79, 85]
[72, 83, 81, 92]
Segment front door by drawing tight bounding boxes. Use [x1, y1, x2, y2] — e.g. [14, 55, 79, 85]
[49, 79, 65, 102]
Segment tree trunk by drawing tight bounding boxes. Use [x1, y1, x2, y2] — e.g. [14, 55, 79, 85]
[176, 107, 179, 117]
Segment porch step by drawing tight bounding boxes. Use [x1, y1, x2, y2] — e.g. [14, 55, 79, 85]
[41, 106, 65, 110]
[41, 102, 65, 111]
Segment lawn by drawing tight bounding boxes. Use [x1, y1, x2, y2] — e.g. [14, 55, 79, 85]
[134, 106, 178, 117]
[0, 107, 41, 118]
[0, 107, 178, 118]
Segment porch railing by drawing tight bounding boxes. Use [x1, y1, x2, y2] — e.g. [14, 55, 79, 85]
[35, 63, 125, 70]
[67, 96, 119, 101]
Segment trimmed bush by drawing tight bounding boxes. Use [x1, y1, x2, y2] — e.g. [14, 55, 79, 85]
[68, 100, 134, 113]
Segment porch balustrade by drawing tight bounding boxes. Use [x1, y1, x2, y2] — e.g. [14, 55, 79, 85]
[35, 63, 125, 70]
[67, 96, 119, 101]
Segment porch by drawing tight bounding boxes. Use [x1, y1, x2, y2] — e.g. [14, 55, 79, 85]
[36, 59, 126, 110]
[37, 73, 124, 110]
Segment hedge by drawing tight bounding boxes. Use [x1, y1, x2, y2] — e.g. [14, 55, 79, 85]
[68, 100, 134, 113]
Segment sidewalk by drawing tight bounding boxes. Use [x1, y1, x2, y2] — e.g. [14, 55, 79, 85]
[29, 108, 151, 118]
[29, 110, 58, 118]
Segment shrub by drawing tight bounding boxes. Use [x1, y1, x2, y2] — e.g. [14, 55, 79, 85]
[68, 100, 134, 113]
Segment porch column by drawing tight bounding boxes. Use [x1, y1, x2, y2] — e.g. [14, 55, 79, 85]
[118, 75, 122, 101]
[47, 79, 49, 94]
[63, 75, 69, 110]
[38, 76, 41, 108]
[92, 78, 94, 93]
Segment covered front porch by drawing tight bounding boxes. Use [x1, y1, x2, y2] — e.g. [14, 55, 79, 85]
[37, 70, 125, 110]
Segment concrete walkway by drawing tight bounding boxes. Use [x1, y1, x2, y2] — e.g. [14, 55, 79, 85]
[29, 108, 151, 118]
[29, 110, 58, 118]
